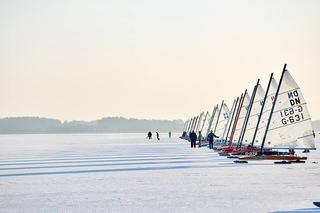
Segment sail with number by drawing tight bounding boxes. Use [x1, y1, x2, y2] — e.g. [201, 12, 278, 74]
[214, 103, 230, 138]
[241, 84, 266, 145]
[232, 93, 251, 143]
[262, 69, 315, 149]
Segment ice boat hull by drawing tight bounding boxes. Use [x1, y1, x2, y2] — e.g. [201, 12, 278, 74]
[239, 155, 307, 161]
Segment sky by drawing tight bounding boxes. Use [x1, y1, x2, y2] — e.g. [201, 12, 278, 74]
[0, 0, 320, 121]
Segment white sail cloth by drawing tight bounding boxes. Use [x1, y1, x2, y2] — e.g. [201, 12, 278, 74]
[263, 70, 315, 149]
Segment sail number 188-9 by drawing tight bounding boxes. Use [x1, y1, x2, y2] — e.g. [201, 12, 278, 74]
[280, 105, 304, 125]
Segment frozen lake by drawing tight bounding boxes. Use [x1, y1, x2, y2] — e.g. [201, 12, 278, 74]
[0, 133, 319, 213]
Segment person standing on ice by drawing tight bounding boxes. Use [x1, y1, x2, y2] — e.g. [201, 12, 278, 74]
[189, 131, 197, 148]
[156, 132, 160, 140]
[198, 131, 203, 148]
[147, 132, 152, 140]
[169, 131, 172, 138]
[207, 130, 219, 149]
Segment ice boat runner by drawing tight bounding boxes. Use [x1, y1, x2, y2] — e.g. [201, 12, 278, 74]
[239, 64, 316, 162]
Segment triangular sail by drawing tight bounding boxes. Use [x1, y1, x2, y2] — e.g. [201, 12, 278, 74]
[206, 105, 218, 136]
[241, 84, 265, 145]
[253, 78, 278, 147]
[263, 70, 315, 149]
[196, 112, 205, 133]
[223, 98, 239, 142]
[232, 93, 251, 143]
[214, 103, 230, 138]
[201, 111, 211, 136]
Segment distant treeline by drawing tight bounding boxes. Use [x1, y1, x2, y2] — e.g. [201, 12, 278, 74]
[0, 117, 184, 134]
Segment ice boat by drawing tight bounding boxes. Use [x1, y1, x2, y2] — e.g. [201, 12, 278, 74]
[239, 64, 316, 161]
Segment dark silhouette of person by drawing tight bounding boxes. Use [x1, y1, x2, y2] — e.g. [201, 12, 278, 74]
[198, 131, 203, 148]
[169, 131, 172, 138]
[189, 131, 197, 148]
[156, 132, 160, 140]
[147, 132, 152, 139]
[207, 130, 219, 149]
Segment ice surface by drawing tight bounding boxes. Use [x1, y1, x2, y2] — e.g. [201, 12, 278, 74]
[0, 133, 320, 213]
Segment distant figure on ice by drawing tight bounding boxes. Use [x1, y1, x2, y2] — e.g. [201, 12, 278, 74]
[189, 131, 197, 148]
[207, 130, 219, 149]
[169, 131, 172, 138]
[147, 131, 152, 140]
[156, 132, 160, 140]
[198, 131, 203, 148]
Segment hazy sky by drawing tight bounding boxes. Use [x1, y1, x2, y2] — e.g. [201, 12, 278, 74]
[1, 0, 320, 121]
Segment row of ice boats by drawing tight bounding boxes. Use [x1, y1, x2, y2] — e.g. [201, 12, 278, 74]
[181, 64, 316, 163]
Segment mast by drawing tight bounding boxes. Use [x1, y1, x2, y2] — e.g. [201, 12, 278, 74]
[237, 79, 260, 148]
[200, 112, 209, 132]
[222, 99, 236, 141]
[192, 116, 199, 132]
[224, 97, 239, 142]
[251, 73, 274, 146]
[213, 100, 224, 135]
[229, 90, 247, 146]
[260, 64, 287, 153]
[189, 118, 194, 132]
[195, 113, 203, 132]
[186, 118, 192, 133]
[206, 105, 218, 136]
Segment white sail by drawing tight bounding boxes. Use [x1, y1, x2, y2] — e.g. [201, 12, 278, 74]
[206, 105, 218, 135]
[201, 111, 211, 137]
[195, 113, 203, 132]
[224, 98, 239, 142]
[214, 103, 230, 138]
[241, 84, 266, 145]
[196, 112, 205, 133]
[253, 78, 278, 147]
[232, 93, 251, 143]
[263, 70, 315, 149]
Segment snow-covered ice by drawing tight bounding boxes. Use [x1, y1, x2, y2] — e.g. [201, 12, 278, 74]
[0, 133, 319, 213]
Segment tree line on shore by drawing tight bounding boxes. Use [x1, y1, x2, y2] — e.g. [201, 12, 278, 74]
[0, 117, 184, 134]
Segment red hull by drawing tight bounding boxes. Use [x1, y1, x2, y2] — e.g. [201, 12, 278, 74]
[239, 155, 307, 161]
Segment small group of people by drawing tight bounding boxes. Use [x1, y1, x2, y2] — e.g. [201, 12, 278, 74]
[189, 130, 219, 149]
[147, 131, 172, 141]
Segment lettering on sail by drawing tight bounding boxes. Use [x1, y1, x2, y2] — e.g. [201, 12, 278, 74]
[279, 90, 305, 125]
